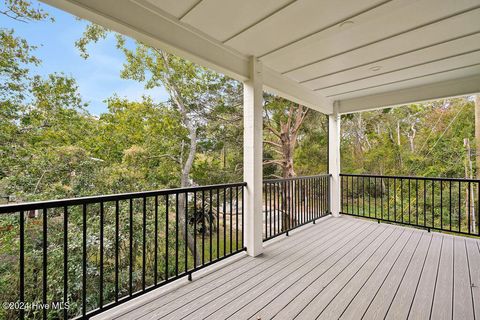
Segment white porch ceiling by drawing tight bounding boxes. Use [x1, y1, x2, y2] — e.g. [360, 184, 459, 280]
[42, 0, 480, 114]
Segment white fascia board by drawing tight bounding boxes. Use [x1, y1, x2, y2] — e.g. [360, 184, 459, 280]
[41, 0, 331, 113]
[338, 74, 480, 114]
[263, 66, 332, 114]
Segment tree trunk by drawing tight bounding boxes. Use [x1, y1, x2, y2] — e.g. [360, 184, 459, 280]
[177, 126, 201, 265]
[464, 138, 476, 233]
[475, 95, 480, 179]
[396, 121, 401, 146]
[264, 102, 309, 230]
[159, 51, 201, 266]
[474, 95, 480, 234]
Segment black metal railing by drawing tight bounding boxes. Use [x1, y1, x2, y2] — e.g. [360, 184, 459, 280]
[341, 174, 480, 237]
[0, 182, 246, 319]
[262, 175, 331, 241]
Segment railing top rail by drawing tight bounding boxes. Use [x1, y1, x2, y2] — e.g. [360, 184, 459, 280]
[340, 173, 480, 183]
[263, 174, 331, 183]
[0, 182, 247, 214]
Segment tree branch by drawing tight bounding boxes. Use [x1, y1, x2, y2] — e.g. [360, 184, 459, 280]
[263, 140, 283, 149]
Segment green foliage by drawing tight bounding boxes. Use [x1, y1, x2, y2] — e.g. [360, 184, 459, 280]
[341, 98, 475, 178]
[0, 0, 51, 22]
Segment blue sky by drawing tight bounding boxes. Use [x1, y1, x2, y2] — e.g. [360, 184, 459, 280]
[0, 0, 169, 115]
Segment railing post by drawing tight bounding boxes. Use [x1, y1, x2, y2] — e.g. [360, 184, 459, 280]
[243, 57, 264, 257]
[329, 103, 341, 217]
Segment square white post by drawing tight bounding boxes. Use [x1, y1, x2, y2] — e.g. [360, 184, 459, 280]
[243, 57, 264, 257]
[328, 103, 341, 217]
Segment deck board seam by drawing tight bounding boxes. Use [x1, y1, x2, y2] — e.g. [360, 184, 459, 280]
[176, 220, 369, 320]
[143, 218, 361, 319]
[97, 218, 478, 320]
[114, 216, 345, 319]
[465, 239, 476, 320]
[452, 238, 455, 320]
[201, 221, 376, 319]
[357, 229, 416, 320]
[316, 228, 416, 320]
[303, 226, 404, 319]
[406, 234, 435, 319]
[429, 236, 445, 320]
[223, 221, 379, 320]
[284, 225, 396, 319]
[241, 222, 384, 320]
[384, 232, 431, 318]
[340, 229, 421, 319]
[269, 224, 392, 319]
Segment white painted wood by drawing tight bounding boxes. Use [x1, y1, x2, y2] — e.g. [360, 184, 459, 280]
[268, 1, 480, 76]
[301, 33, 480, 90]
[329, 105, 341, 217]
[318, 50, 480, 96]
[224, 0, 384, 57]
[243, 57, 263, 257]
[262, 66, 331, 113]
[338, 74, 480, 114]
[142, 0, 198, 19]
[180, 0, 294, 42]
[332, 64, 480, 101]
[40, 0, 480, 115]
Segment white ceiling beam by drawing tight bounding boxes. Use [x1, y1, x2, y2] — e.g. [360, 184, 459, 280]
[41, 0, 331, 113]
[337, 74, 480, 114]
[263, 66, 331, 113]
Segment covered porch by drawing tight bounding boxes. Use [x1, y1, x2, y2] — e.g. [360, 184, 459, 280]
[2, 0, 480, 318]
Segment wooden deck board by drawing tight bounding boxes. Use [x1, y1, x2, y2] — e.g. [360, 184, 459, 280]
[431, 236, 454, 320]
[274, 224, 396, 320]
[465, 239, 480, 320]
[209, 220, 374, 320]
[116, 216, 341, 319]
[94, 216, 478, 320]
[323, 228, 416, 320]
[245, 223, 382, 320]
[140, 218, 348, 320]
[452, 237, 474, 320]
[384, 233, 432, 320]
[352, 229, 422, 320]
[408, 234, 443, 320]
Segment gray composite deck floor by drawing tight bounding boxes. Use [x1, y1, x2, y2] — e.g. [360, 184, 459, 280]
[96, 216, 480, 320]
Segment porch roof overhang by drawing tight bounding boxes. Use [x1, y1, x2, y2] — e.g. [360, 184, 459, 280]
[42, 0, 480, 114]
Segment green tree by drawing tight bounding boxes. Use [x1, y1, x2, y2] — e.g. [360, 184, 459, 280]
[76, 23, 243, 264]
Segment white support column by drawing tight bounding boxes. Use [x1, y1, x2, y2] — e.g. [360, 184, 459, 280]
[243, 57, 264, 257]
[329, 102, 341, 217]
